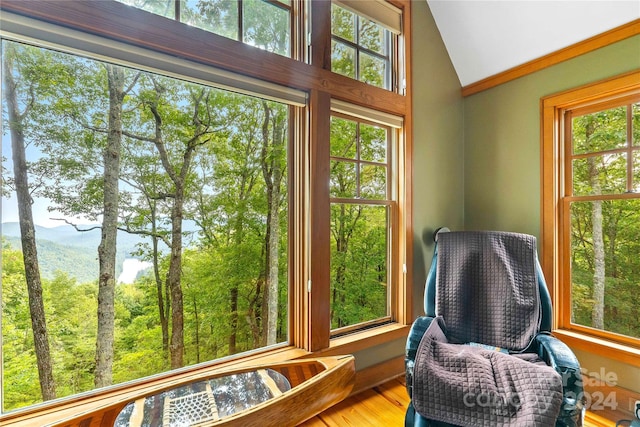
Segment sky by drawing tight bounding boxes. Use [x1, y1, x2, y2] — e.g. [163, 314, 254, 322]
[2, 133, 97, 228]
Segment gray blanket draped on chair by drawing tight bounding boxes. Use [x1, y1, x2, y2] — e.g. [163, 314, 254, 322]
[412, 231, 564, 426]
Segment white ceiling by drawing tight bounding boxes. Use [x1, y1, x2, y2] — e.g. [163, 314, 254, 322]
[426, 0, 640, 87]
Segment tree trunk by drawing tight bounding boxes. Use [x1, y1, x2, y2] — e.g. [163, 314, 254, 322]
[150, 205, 169, 354]
[260, 103, 284, 346]
[586, 121, 605, 330]
[167, 186, 185, 369]
[332, 205, 348, 328]
[193, 296, 200, 364]
[95, 64, 125, 388]
[3, 45, 57, 401]
[229, 286, 239, 354]
[146, 85, 210, 369]
[591, 197, 605, 329]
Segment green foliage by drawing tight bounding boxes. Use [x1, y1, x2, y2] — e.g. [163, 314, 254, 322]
[569, 103, 640, 338]
[2, 39, 292, 411]
[116, 0, 291, 56]
[330, 3, 390, 89]
[330, 203, 388, 329]
[328, 115, 390, 330]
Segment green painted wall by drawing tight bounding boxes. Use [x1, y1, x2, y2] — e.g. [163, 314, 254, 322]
[353, 0, 464, 375]
[464, 35, 640, 237]
[410, 0, 465, 319]
[398, 3, 639, 394]
[462, 35, 640, 391]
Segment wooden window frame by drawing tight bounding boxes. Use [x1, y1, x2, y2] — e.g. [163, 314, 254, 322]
[0, 0, 413, 424]
[541, 69, 640, 368]
[328, 112, 399, 336]
[330, 2, 397, 92]
[116, 0, 298, 59]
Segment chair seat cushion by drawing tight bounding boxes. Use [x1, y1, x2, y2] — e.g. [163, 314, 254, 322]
[413, 317, 563, 427]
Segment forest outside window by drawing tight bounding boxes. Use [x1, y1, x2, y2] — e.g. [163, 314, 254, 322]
[329, 106, 400, 335]
[0, 1, 411, 419]
[1, 38, 295, 412]
[542, 72, 640, 357]
[114, 0, 293, 57]
[563, 96, 640, 345]
[330, 1, 400, 91]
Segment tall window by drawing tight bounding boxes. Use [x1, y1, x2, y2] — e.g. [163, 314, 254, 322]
[330, 1, 400, 91]
[1, 39, 292, 411]
[329, 106, 399, 334]
[542, 71, 640, 358]
[565, 96, 640, 341]
[114, 0, 293, 57]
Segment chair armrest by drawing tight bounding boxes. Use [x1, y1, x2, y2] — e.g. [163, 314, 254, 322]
[405, 316, 434, 398]
[535, 333, 585, 426]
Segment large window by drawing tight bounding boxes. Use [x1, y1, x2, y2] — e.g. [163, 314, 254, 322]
[541, 71, 640, 361]
[1, 39, 292, 411]
[0, 0, 410, 421]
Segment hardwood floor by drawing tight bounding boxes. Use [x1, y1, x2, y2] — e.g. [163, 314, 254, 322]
[298, 376, 409, 426]
[299, 376, 610, 426]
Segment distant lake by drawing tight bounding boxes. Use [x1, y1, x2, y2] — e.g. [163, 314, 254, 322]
[117, 259, 153, 284]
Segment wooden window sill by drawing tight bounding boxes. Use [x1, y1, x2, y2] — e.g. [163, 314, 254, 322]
[0, 346, 308, 427]
[0, 324, 410, 427]
[553, 329, 640, 368]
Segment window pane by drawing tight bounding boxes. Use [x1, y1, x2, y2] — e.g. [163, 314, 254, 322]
[634, 150, 640, 192]
[359, 51, 386, 88]
[330, 204, 389, 329]
[181, 0, 239, 40]
[572, 153, 627, 195]
[572, 106, 627, 155]
[115, 0, 176, 19]
[359, 17, 386, 55]
[569, 199, 640, 339]
[634, 102, 640, 146]
[331, 40, 356, 79]
[360, 123, 387, 163]
[331, 4, 355, 42]
[360, 164, 387, 199]
[1, 40, 289, 411]
[330, 117, 357, 159]
[243, 0, 290, 57]
[330, 160, 357, 198]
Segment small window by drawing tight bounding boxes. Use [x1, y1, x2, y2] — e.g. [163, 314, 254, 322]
[330, 1, 400, 91]
[115, 0, 292, 57]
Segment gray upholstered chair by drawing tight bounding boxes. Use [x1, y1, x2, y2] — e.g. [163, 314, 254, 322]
[405, 229, 584, 427]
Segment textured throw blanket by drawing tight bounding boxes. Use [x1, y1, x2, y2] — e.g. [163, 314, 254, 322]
[412, 231, 563, 426]
[436, 231, 541, 351]
[413, 317, 563, 427]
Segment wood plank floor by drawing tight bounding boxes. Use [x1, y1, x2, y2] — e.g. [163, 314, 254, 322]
[298, 376, 409, 426]
[299, 376, 607, 426]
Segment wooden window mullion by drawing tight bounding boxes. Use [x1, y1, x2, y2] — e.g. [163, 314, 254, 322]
[308, 89, 331, 351]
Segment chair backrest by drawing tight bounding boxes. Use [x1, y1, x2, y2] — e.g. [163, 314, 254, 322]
[423, 230, 552, 350]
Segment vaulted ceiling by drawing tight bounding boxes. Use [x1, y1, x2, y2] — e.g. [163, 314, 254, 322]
[426, 0, 640, 87]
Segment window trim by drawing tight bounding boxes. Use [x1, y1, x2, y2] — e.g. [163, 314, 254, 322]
[541, 69, 640, 367]
[328, 111, 399, 335]
[330, 1, 396, 91]
[0, 0, 414, 421]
